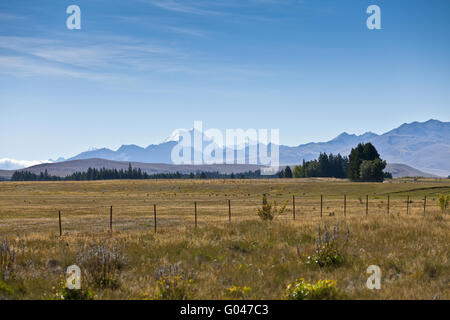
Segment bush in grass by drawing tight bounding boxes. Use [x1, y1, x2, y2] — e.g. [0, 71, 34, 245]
[0, 280, 14, 296]
[285, 278, 339, 300]
[76, 243, 126, 289]
[154, 275, 194, 300]
[307, 242, 344, 267]
[153, 262, 195, 300]
[0, 239, 16, 281]
[53, 275, 94, 300]
[438, 194, 449, 213]
[257, 194, 287, 221]
[306, 223, 349, 268]
[225, 285, 252, 298]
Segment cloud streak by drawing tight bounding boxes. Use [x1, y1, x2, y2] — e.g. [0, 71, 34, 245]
[0, 13, 26, 21]
[0, 158, 52, 170]
[0, 35, 186, 80]
[147, 0, 223, 15]
[145, 0, 301, 16]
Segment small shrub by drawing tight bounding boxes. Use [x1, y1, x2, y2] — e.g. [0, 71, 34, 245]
[225, 285, 252, 298]
[0, 280, 14, 296]
[257, 194, 287, 221]
[306, 223, 349, 268]
[53, 276, 94, 300]
[285, 278, 340, 300]
[423, 261, 443, 279]
[155, 261, 194, 282]
[154, 262, 195, 300]
[76, 243, 126, 289]
[307, 242, 344, 267]
[154, 275, 194, 300]
[60, 286, 94, 300]
[0, 239, 16, 281]
[438, 194, 449, 213]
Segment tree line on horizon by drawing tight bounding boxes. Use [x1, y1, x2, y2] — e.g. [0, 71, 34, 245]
[10, 164, 270, 181]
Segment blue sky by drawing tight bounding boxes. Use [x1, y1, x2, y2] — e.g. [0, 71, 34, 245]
[1, 0, 449, 162]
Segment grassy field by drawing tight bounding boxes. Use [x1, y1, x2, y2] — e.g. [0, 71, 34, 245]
[0, 178, 449, 300]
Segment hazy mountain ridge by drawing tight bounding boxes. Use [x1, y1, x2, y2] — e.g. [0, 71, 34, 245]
[3, 119, 447, 176]
[283, 120, 449, 173]
[63, 120, 450, 175]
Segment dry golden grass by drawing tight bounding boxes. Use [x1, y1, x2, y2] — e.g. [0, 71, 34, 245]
[0, 178, 449, 300]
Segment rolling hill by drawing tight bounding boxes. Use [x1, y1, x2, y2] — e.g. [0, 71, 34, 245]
[0, 159, 264, 180]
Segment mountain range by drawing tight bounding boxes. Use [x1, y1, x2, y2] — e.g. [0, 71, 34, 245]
[62, 119, 450, 176]
[1, 120, 449, 178]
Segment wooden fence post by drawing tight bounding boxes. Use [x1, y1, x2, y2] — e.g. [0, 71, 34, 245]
[387, 195, 390, 215]
[110, 206, 113, 232]
[154, 204, 157, 233]
[292, 195, 296, 220]
[344, 194, 346, 217]
[195, 201, 198, 228]
[58, 210, 62, 236]
[320, 195, 323, 218]
[366, 195, 369, 216]
[406, 196, 409, 215]
[424, 195, 427, 215]
[228, 200, 231, 224]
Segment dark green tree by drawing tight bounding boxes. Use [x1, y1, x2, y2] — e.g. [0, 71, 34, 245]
[383, 171, 393, 179]
[293, 165, 304, 178]
[284, 166, 293, 178]
[362, 143, 380, 161]
[359, 159, 386, 182]
[348, 143, 364, 180]
[348, 143, 386, 182]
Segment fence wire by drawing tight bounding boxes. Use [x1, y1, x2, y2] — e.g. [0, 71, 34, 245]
[0, 193, 445, 236]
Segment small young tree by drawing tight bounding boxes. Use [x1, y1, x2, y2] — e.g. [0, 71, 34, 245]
[438, 194, 449, 213]
[257, 194, 287, 221]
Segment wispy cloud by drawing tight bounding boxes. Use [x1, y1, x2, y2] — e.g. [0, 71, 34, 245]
[0, 33, 272, 83]
[147, 0, 223, 16]
[0, 35, 187, 80]
[0, 158, 52, 170]
[0, 56, 113, 81]
[0, 13, 26, 21]
[145, 0, 301, 16]
[110, 15, 209, 38]
[164, 26, 208, 37]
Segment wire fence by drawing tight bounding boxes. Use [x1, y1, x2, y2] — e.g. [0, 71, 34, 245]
[0, 193, 445, 236]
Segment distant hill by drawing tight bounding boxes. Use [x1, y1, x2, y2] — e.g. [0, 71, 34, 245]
[384, 163, 438, 178]
[61, 120, 449, 175]
[0, 159, 439, 180]
[0, 159, 265, 179]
